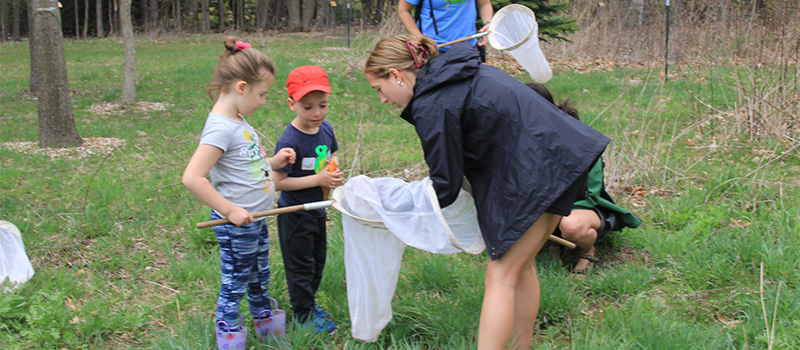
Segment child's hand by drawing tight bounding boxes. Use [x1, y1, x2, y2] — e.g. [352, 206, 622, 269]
[273, 148, 296, 168]
[225, 206, 254, 226]
[318, 165, 345, 189]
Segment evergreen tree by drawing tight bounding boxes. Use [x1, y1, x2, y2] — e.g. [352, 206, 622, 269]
[492, 0, 577, 42]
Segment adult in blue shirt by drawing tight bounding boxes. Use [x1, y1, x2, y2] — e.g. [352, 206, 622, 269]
[398, 0, 493, 60]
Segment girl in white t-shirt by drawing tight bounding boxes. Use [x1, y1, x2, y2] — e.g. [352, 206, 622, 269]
[182, 37, 295, 349]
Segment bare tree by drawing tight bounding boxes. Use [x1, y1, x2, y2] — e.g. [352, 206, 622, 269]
[96, 0, 104, 36]
[12, 0, 19, 40]
[1, 0, 7, 42]
[316, 0, 323, 31]
[217, 0, 225, 31]
[256, 0, 268, 29]
[174, 0, 182, 30]
[147, 0, 158, 32]
[74, 0, 80, 38]
[301, 0, 314, 30]
[27, 0, 39, 93]
[83, 0, 89, 37]
[120, 0, 136, 103]
[201, 0, 209, 31]
[31, 0, 83, 148]
[187, 0, 198, 31]
[236, 0, 243, 29]
[269, 0, 285, 29]
[288, 0, 299, 31]
[107, 0, 116, 36]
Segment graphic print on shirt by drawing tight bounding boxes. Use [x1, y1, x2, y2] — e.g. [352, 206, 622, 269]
[241, 130, 275, 195]
[314, 144, 331, 173]
[445, 0, 466, 9]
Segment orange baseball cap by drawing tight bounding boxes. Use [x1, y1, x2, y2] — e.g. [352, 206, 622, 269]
[286, 65, 331, 101]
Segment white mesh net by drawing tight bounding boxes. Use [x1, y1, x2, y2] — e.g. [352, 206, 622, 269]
[488, 4, 553, 83]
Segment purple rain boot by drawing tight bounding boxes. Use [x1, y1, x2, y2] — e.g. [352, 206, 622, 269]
[254, 298, 288, 348]
[215, 314, 248, 350]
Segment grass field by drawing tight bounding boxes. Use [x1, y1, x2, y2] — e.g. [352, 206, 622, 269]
[1, 32, 798, 349]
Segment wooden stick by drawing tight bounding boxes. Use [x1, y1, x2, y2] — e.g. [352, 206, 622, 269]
[437, 31, 490, 48]
[195, 201, 333, 228]
[548, 235, 576, 249]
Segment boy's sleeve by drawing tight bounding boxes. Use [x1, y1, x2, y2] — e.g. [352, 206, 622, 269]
[328, 122, 339, 154]
[412, 103, 464, 209]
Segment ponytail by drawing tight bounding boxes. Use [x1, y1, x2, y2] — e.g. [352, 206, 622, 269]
[206, 36, 276, 101]
[364, 35, 440, 79]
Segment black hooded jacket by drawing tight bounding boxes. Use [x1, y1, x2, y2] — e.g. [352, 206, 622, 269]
[400, 43, 610, 260]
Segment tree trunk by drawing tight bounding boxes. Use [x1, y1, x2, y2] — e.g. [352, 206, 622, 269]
[107, 0, 115, 36]
[1, 0, 7, 42]
[237, 0, 243, 29]
[287, 0, 299, 31]
[83, 0, 89, 37]
[96, 0, 104, 36]
[267, 0, 283, 29]
[231, 0, 239, 29]
[376, 0, 384, 24]
[74, 0, 80, 38]
[256, 0, 267, 29]
[217, 0, 224, 31]
[201, 0, 209, 31]
[12, 0, 20, 40]
[139, 0, 146, 31]
[27, 0, 39, 93]
[31, 0, 83, 148]
[174, 0, 182, 30]
[147, 0, 158, 32]
[120, 0, 136, 103]
[187, 0, 197, 31]
[315, 0, 323, 31]
[301, 0, 314, 31]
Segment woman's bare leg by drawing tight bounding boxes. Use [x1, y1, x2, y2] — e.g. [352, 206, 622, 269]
[477, 213, 561, 350]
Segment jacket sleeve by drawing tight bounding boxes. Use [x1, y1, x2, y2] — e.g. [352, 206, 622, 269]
[412, 103, 464, 208]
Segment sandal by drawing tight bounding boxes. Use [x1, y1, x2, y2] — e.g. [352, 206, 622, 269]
[572, 254, 599, 275]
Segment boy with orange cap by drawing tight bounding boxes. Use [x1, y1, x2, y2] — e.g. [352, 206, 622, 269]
[272, 65, 345, 333]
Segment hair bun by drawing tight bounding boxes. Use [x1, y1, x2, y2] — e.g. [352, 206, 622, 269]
[224, 37, 238, 52]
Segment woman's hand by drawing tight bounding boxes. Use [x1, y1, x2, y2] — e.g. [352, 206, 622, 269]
[478, 23, 490, 46]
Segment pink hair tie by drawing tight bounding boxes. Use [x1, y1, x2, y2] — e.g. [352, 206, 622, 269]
[235, 41, 252, 50]
[406, 40, 429, 69]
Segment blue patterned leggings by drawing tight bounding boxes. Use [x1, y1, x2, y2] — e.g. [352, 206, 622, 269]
[211, 210, 271, 330]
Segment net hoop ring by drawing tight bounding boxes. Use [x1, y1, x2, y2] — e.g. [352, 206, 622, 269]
[487, 4, 537, 51]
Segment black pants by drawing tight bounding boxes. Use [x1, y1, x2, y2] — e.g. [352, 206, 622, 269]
[277, 211, 327, 322]
[478, 44, 487, 63]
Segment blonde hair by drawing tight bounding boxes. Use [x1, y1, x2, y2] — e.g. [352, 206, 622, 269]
[206, 37, 276, 101]
[364, 35, 439, 79]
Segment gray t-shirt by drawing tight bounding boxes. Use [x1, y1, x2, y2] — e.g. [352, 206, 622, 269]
[199, 113, 275, 218]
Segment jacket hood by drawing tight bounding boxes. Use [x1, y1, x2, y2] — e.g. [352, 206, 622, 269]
[414, 42, 481, 97]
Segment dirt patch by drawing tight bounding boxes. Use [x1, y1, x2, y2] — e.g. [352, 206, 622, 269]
[85, 101, 169, 116]
[2, 137, 127, 161]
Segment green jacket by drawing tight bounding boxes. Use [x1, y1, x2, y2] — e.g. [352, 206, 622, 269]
[573, 156, 642, 229]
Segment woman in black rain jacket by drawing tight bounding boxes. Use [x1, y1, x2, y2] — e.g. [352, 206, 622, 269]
[364, 35, 609, 350]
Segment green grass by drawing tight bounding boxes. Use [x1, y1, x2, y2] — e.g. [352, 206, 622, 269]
[1, 32, 799, 349]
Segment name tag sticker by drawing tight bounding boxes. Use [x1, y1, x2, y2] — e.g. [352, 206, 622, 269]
[302, 157, 316, 171]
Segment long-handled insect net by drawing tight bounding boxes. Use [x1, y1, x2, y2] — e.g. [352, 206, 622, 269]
[488, 4, 552, 83]
[442, 4, 552, 83]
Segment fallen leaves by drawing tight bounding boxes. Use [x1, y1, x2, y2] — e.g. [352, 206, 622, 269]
[2, 137, 126, 161]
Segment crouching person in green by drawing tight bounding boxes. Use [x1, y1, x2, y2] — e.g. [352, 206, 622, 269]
[527, 82, 642, 276]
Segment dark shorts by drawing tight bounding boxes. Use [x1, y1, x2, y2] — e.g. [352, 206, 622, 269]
[545, 167, 590, 217]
